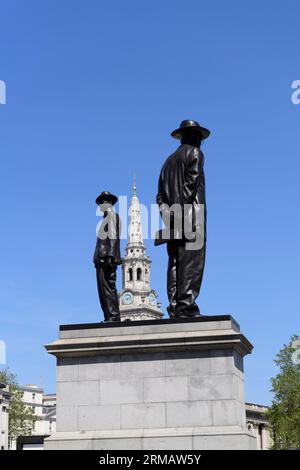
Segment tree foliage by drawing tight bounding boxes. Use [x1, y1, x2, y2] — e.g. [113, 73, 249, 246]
[0, 367, 36, 447]
[267, 335, 300, 449]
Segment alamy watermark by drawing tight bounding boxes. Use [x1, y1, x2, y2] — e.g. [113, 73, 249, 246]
[291, 80, 300, 105]
[96, 197, 205, 251]
[0, 340, 6, 364]
[0, 80, 6, 104]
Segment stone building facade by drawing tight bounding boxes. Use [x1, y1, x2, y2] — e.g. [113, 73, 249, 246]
[0, 382, 11, 450]
[9, 385, 56, 450]
[19, 385, 56, 436]
[246, 402, 271, 450]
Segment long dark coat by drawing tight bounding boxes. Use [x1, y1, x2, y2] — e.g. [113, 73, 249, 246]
[156, 143, 206, 249]
[93, 211, 122, 265]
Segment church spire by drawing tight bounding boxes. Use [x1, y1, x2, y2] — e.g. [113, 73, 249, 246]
[127, 176, 144, 248]
[119, 179, 163, 321]
[133, 173, 137, 196]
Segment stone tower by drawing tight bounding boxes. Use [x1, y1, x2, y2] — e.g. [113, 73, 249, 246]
[119, 178, 163, 321]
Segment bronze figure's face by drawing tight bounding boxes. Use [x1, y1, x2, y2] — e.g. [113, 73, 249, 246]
[180, 129, 203, 147]
[99, 199, 112, 213]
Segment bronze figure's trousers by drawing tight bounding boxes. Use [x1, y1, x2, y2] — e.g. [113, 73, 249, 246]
[96, 263, 120, 321]
[167, 241, 206, 318]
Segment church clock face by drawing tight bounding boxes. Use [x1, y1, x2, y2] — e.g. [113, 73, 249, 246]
[122, 292, 134, 305]
[149, 292, 156, 306]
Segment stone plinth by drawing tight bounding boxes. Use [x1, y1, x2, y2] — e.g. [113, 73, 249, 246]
[44, 316, 256, 450]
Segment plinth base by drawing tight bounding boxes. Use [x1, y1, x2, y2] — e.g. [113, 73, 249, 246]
[45, 316, 256, 450]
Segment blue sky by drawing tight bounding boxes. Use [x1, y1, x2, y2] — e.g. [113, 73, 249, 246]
[0, 0, 299, 404]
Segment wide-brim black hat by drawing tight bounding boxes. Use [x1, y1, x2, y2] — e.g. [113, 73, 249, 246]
[171, 119, 210, 140]
[95, 191, 118, 205]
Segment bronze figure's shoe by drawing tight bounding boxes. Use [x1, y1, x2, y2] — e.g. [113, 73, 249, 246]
[109, 316, 121, 322]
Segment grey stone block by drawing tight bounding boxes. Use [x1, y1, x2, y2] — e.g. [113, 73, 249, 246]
[142, 436, 193, 450]
[45, 431, 256, 450]
[121, 403, 166, 429]
[210, 350, 234, 375]
[193, 433, 257, 450]
[233, 350, 244, 374]
[166, 401, 212, 427]
[212, 400, 245, 426]
[234, 375, 245, 403]
[78, 355, 121, 381]
[237, 401, 247, 426]
[57, 381, 99, 406]
[78, 405, 120, 431]
[120, 353, 165, 378]
[56, 406, 78, 432]
[136, 320, 234, 336]
[165, 351, 210, 376]
[100, 379, 143, 405]
[93, 438, 142, 450]
[189, 375, 235, 401]
[45, 438, 93, 450]
[57, 358, 79, 382]
[144, 377, 189, 403]
[59, 318, 238, 340]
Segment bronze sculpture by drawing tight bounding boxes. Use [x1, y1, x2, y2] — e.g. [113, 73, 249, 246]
[156, 120, 210, 319]
[93, 191, 121, 322]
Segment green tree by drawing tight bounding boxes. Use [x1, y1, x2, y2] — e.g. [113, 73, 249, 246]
[0, 367, 36, 449]
[267, 335, 300, 449]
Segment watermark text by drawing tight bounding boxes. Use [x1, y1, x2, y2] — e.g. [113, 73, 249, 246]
[0, 340, 6, 364]
[291, 80, 300, 105]
[0, 80, 6, 104]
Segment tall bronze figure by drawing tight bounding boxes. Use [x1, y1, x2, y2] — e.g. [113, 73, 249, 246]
[156, 120, 210, 319]
[93, 191, 121, 322]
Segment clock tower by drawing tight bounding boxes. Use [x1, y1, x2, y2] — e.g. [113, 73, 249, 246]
[119, 178, 163, 321]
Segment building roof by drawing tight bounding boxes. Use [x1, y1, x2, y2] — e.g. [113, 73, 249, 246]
[19, 384, 43, 393]
[246, 402, 269, 410]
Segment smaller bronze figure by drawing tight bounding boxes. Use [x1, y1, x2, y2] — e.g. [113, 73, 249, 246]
[94, 191, 121, 322]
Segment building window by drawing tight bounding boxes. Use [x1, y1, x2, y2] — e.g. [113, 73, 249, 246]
[32, 393, 35, 401]
[137, 268, 142, 281]
[128, 268, 133, 281]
